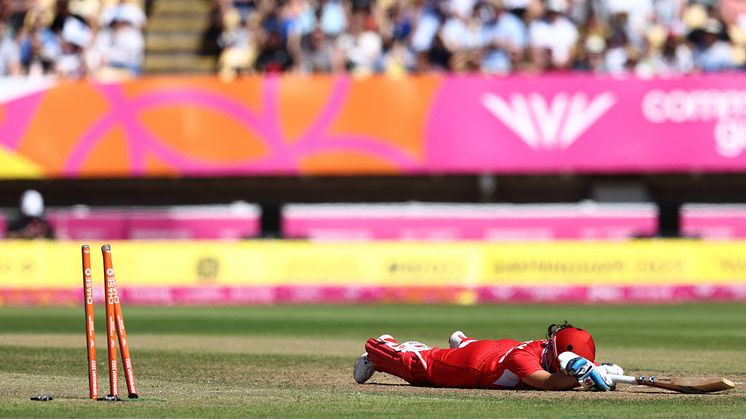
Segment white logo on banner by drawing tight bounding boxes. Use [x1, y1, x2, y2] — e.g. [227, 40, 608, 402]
[481, 92, 616, 150]
[641, 89, 746, 158]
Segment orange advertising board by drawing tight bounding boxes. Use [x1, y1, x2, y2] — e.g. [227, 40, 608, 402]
[0, 76, 440, 178]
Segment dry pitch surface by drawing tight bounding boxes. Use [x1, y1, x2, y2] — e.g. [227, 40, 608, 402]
[0, 304, 744, 417]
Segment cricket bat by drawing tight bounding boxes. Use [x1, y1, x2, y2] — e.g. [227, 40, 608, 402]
[609, 374, 735, 394]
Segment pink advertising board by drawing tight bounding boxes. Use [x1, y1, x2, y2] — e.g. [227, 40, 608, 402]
[282, 203, 657, 241]
[48, 211, 128, 240]
[49, 204, 260, 240]
[426, 74, 746, 173]
[2, 74, 746, 178]
[3, 284, 746, 306]
[681, 204, 746, 239]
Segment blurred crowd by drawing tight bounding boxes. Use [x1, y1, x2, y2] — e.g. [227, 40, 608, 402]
[3, 0, 746, 79]
[0, 0, 146, 79]
[213, 0, 746, 77]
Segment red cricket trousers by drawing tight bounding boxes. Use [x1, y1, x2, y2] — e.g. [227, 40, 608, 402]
[365, 338, 517, 388]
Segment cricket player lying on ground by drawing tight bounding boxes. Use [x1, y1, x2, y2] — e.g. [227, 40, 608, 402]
[354, 322, 624, 391]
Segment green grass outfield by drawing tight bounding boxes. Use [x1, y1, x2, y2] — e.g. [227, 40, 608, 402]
[0, 304, 745, 417]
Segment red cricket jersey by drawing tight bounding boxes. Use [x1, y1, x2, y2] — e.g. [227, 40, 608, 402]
[423, 339, 548, 389]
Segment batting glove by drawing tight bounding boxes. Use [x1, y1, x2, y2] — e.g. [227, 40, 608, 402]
[598, 362, 624, 376]
[558, 351, 615, 391]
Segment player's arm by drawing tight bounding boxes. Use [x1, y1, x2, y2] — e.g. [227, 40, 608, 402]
[521, 370, 579, 391]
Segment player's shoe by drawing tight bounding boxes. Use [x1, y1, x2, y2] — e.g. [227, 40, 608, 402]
[354, 334, 397, 384]
[354, 353, 375, 384]
[449, 330, 475, 348]
[378, 334, 397, 344]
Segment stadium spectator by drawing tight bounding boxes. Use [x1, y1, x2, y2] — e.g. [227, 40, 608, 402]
[57, 11, 92, 78]
[480, 0, 527, 74]
[0, 19, 21, 75]
[89, 1, 146, 78]
[723, 1, 746, 27]
[5, 189, 55, 239]
[233, 0, 257, 21]
[254, 27, 294, 72]
[2, 0, 31, 35]
[212, 0, 746, 75]
[17, 8, 61, 76]
[602, 25, 634, 74]
[528, 0, 578, 71]
[217, 7, 256, 78]
[0, 0, 146, 80]
[504, 0, 530, 19]
[319, 0, 348, 38]
[295, 25, 346, 73]
[653, 0, 688, 33]
[380, 38, 414, 74]
[338, 8, 383, 74]
[100, 0, 146, 30]
[634, 30, 694, 76]
[409, 0, 443, 54]
[2, 0, 745, 78]
[692, 17, 735, 71]
[574, 32, 606, 72]
[439, 0, 483, 72]
[604, 0, 655, 48]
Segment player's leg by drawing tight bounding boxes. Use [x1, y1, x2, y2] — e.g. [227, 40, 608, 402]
[362, 339, 497, 389]
[358, 336, 431, 385]
[426, 340, 509, 388]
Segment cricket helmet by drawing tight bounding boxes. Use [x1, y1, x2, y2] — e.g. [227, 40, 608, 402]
[543, 322, 596, 372]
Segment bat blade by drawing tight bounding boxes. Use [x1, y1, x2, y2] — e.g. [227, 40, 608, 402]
[610, 374, 735, 394]
[658, 377, 736, 394]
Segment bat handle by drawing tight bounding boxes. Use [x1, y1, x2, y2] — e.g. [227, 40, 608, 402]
[608, 374, 640, 385]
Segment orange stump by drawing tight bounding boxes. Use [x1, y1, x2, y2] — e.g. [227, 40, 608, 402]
[81, 245, 98, 400]
[102, 244, 138, 399]
[102, 245, 119, 399]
